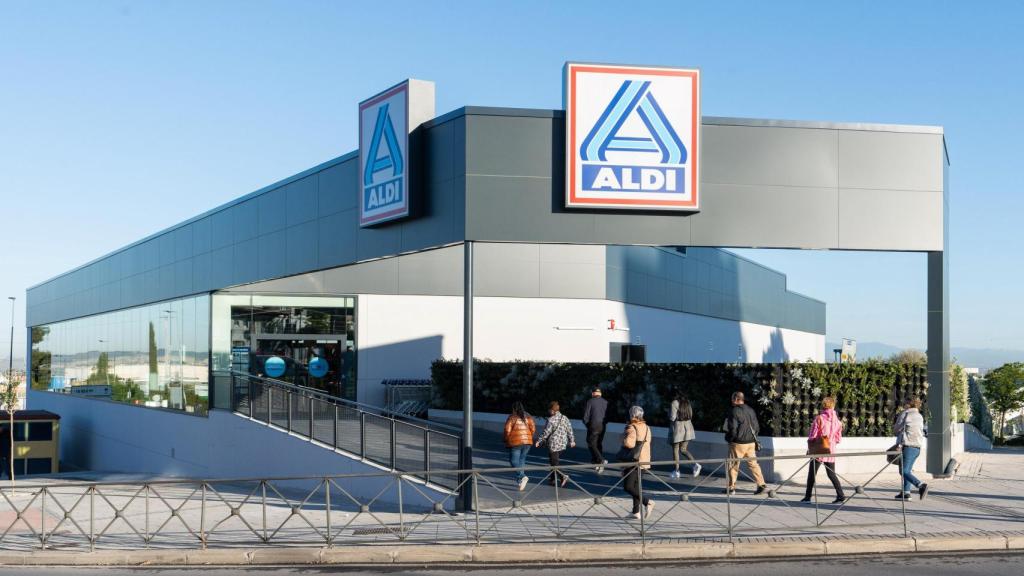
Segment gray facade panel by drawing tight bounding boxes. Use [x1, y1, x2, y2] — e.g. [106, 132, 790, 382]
[355, 222, 402, 262]
[465, 175, 595, 242]
[192, 251, 212, 293]
[317, 209, 358, 268]
[257, 230, 287, 280]
[466, 115, 555, 178]
[397, 246, 463, 295]
[232, 200, 258, 244]
[426, 120, 455, 184]
[702, 125, 838, 188]
[285, 221, 318, 276]
[258, 188, 288, 235]
[211, 209, 233, 250]
[838, 189, 943, 250]
[690, 184, 839, 249]
[192, 216, 212, 255]
[173, 225, 194, 263]
[285, 177, 318, 227]
[838, 130, 944, 192]
[473, 243, 540, 297]
[158, 232, 175, 267]
[321, 257, 399, 295]
[232, 238, 258, 286]
[210, 246, 234, 290]
[538, 261, 606, 299]
[317, 160, 358, 218]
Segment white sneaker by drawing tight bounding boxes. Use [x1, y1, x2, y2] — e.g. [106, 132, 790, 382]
[645, 500, 655, 517]
[518, 476, 528, 491]
[630, 511, 641, 520]
[692, 463, 702, 478]
[669, 470, 680, 480]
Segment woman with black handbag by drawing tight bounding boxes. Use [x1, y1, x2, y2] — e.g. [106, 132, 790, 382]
[619, 405, 654, 520]
[801, 396, 846, 503]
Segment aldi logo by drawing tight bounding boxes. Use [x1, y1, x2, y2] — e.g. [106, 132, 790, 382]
[358, 79, 435, 227]
[565, 63, 700, 211]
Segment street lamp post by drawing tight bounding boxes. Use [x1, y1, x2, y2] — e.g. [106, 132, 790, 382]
[6, 297, 14, 377]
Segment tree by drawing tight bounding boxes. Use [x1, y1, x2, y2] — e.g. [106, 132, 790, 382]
[0, 370, 19, 486]
[984, 362, 1024, 442]
[889, 349, 927, 365]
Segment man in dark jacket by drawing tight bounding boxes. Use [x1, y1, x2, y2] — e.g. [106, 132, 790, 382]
[724, 391, 766, 495]
[582, 387, 608, 471]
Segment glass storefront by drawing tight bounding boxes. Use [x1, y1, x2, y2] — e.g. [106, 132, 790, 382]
[30, 295, 211, 415]
[211, 294, 357, 404]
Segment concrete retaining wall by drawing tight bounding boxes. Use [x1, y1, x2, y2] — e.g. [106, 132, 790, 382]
[28, 389, 450, 508]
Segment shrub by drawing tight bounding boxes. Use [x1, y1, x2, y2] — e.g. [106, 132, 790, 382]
[431, 360, 928, 437]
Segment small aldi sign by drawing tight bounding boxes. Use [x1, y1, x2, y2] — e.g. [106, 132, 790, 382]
[564, 63, 700, 211]
[358, 79, 435, 227]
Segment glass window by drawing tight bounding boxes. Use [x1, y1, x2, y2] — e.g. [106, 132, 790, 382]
[27, 422, 53, 442]
[29, 294, 211, 416]
[26, 458, 52, 475]
[12, 422, 26, 442]
[213, 294, 357, 402]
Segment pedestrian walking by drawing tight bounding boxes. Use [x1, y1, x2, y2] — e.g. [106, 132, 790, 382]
[724, 391, 767, 495]
[583, 386, 609, 472]
[894, 397, 928, 500]
[801, 396, 847, 503]
[504, 401, 535, 491]
[668, 394, 700, 478]
[619, 405, 655, 520]
[536, 401, 576, 487]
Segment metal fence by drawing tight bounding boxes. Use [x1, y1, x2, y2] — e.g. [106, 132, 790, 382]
[0, 450, 911, 551]
[223, 371, 462, 490]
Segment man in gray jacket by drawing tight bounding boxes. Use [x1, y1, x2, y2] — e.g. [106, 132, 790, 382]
[582, 387, 608, 472]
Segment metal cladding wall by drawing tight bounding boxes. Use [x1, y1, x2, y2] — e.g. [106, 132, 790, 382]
[26, 113, 469, 327]
[462, 108, 946, 250]
[26, 107, 945, 327]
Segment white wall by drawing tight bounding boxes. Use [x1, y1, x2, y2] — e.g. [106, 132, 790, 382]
[356, 294, 824, 405]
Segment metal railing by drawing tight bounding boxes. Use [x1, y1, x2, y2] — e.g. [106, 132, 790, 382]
[0, 450, 910, 551]
[222, 371, 462, 491]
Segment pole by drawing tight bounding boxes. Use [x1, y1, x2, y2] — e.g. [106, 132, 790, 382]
[462, 241, 474, 512]
[7, 297, 13, 376]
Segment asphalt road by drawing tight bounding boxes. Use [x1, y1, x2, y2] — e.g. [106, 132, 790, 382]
[1, 551, 1023, 575]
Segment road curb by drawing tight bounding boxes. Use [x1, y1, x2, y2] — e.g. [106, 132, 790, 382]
[0, 536, 1020, 566]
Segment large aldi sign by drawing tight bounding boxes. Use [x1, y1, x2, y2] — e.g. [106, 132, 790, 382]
[564, 63, 700, 211]
[359, 79, 435, 227]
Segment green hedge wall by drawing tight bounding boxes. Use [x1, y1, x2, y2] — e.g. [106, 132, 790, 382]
[431, 360, 928, 437]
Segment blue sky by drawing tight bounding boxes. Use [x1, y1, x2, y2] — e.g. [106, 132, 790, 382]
[1, 0, 1022, 359]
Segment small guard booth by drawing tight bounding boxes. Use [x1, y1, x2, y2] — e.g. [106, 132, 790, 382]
[0, 410, 61, 476]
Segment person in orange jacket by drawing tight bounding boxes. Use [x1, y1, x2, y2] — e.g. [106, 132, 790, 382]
[504, 401, 536, 491]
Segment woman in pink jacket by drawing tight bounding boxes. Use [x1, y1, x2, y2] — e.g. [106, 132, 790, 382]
[801, 396, 847, 504]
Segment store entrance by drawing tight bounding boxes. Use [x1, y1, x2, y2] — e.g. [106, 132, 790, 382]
[224, 297, 358, 402]
[253, 336, 349, 397]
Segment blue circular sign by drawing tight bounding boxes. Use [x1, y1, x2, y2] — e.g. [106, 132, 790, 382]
[308, 357, 329, 378]
[264, 356, 286, 378]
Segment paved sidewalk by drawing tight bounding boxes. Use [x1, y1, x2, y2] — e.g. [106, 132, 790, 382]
[0, 448, 1022, 560]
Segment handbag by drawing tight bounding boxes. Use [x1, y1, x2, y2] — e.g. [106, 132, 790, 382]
[886, 443, 901, 465]
[807, 416, 832, 455]
[616, 425, 650, 462]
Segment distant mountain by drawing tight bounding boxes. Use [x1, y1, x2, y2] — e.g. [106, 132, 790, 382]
[826, 341, 1024, 370]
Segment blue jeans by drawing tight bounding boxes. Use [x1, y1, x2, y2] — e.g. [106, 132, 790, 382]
[509, 445, 530, 482]
[901, 446, 922, 493]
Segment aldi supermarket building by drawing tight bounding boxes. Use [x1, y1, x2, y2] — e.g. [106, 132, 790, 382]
[25, 65, 951, 479]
